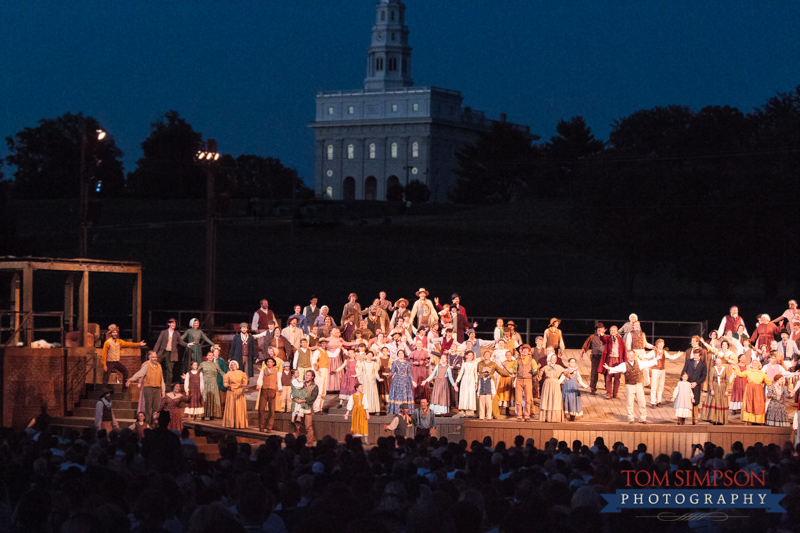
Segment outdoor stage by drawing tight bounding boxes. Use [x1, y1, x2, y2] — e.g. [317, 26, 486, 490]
[185, 349, 796, 458]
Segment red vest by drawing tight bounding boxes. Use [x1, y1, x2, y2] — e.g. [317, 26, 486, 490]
[256, 309, 274, 330]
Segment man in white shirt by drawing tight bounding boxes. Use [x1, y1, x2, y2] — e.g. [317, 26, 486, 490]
[604, 351, 658, 424]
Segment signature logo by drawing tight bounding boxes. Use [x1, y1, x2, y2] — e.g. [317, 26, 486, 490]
[637, 512, 747, 522]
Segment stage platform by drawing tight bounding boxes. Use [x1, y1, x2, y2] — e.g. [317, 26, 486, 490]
[184, 349, 796, 457]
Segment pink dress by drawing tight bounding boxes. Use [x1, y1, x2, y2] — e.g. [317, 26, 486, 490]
[327, 337, 344, 391]
[339, 359, 358, 399]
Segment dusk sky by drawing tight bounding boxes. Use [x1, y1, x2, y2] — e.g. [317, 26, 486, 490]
[2, 1, 798, 186]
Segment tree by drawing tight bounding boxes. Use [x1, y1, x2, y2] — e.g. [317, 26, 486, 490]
[404, 179, 431, 202]
[541, 116, 605, 197]
[127, 111, 204, 198]
[450, 122, 537, 203]
[224, 154, 311, 200]
[5, 112, 124, 199]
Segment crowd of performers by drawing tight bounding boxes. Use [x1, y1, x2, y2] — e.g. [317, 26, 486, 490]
[98, 292, 800, 442]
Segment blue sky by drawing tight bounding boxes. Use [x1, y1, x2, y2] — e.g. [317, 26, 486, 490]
[1, 1, 798, 186]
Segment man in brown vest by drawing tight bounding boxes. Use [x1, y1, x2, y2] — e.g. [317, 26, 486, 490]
[515, 344, 539, 421]
[127, 351, 166, 424]
[625, 321, 654, 386]
[604, 351, 658, 424]
[256, 357, 281, 432]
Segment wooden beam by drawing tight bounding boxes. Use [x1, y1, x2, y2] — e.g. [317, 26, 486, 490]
[9, 272, 20, 345]
[78, 270, 89, 347]
[132, 270, 142, 340]
[22, 265, 33, 346]
[0, 259, 142, 275]
[64, 274, 75, 334]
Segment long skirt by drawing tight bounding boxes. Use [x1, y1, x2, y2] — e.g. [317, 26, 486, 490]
[496, 376, 514, 404]
[327, 350, 343, 391]
[702, 380, 729, 424]
[562, 376, 583, 416]
[729, 374, 747, 410]
[202, 377, 222, 419]
[351, 398, 369, 437]
[539, 377, 564, 422]
[430, 374, 451, 415]
[387, 377, 414, 415]
[741, 382, 766, 424]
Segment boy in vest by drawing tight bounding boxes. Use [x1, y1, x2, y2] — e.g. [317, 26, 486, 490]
[383, 403, 413, 439]
[604, 351, 658, 424]
[293, 338, 313, 378]
[477, 368, 497, 420]
[279, 362, 293, 412]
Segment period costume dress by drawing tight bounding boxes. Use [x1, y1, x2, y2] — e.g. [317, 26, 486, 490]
[538, 364, 565, 422]
[357, 359, 381, 414]
[181, 327, 214, 371]
[387, 359, 414, 415]
[729, 361, 748, 411]
[732, 367, 772, 424]
[495, 357, 517, 407]
[326, 338, 344, 391]
[379, 353, 393, 403]
[346, 392, 369, 438]
[222, 368, 249, 428]
[198, 359, 225, 419]
[561, 369, 587, 417]
[409, 349, 431, 401]
[184, 370, 204, 417]
[159, 393, 188, 431]
[702, 365, 731, 424]
[765, 383, 792, 427]
[423, 362, 456, 415]
[672, 381, 694, 420]
[339, 359, 359, 400]
[456, 359, 478, 412]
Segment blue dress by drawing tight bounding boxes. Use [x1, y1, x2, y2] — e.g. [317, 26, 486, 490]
[387, 360, 414, 414]
[562, 372, 583, 416]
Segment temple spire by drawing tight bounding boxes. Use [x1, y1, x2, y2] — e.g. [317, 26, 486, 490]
[364, 0, 413, 91]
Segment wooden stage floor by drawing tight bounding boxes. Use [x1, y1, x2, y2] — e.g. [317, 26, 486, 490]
[186, 350, 795, 458]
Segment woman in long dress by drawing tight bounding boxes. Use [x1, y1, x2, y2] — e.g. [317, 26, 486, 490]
[672, 372, 694, 425]
[702, 356, 731, 425]
[222, 360, 249, 428]
[159, 383, 189, 432]
[765, 377, 794, 427]
[335, 349, 359, 406]
[325, 328, 345, 393]
[209, 344, 228, 405]
[387, 350, 415, 414]
[344, 382, 370, 442]
[729, 353, 748, 414]
[703, 356, 733, 426]
[538, 353, 566, 422]
[378, 346, 393, 406]
[356, 351, 383, 414]
[198, 351, 226, 420]
[182, 361, 205, 420]
[422, 359, 456, 415]
[456, 351, 478, 415]
[561, 358, 589, 420]
[732, 360, 772, 425]
[181, 318, 214, 372]
[493, 341, 516, 413]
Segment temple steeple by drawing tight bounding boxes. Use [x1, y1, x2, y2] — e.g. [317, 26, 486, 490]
[364, 0, 413, 92]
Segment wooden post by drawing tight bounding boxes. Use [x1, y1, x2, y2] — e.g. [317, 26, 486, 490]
[132, 270, 142, 340]
[64, 274, 75, 334]
[22, 265, 33, 346]
[78, 270, 89, 347]
[9, 273, 20, 345]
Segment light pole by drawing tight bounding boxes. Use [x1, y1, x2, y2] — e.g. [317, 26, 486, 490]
[78, 122, 106, 258]
[197, 140, 220, 328]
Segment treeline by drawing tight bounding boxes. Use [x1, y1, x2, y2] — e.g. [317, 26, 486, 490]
[3, 110, 311, 201]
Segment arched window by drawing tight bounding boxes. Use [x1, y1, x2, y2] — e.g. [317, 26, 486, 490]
[369, 143, 376, 159]
[388, 57, 397, 71]
[412, 142, 419, 158]
[343, 177, 356, 201]
[325, 186, 333, 198]
[326, 144, 333, 160]
[376, 57, 383, 71]
[386, 175, 401, 201]
[390, 10, 395, 21]
[390, 142, 398, 158]
[364, 176, 377, 201]
[347, 144, 354, 159]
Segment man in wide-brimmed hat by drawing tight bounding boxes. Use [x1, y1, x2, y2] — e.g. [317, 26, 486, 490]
[409, 288, 437, 329]
[580, 322, 607, 394]
[543, 318, 565, 356]
[341, 292, 368, 328]
[391, 298, 410, 327]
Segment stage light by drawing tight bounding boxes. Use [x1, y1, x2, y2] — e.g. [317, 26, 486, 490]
[96, 129, 106, 141]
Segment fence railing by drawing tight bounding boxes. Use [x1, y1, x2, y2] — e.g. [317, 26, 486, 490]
[470, 317, 707, 351]
[0, 310, 65, 347]
[147, 310, 252, 341]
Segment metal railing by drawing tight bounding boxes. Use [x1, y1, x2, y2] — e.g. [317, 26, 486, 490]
[0, 310, 65, 347]
[147, 310, 252, 341]
[470, 317, 706, 351]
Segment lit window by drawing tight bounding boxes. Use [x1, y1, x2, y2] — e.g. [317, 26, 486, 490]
[347, 144, 354, 159]
[326, 186, 333, 198]
[391, 142, 398, 158]
[412, 142, 419, 158]
[369, 143, 376, 159]
[327, 106, 334, 115]
[412, 102, 419, 111]
[327, 145, 334, 160]
[348, 105, 354, 115]
[391, 104, 398, 112]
